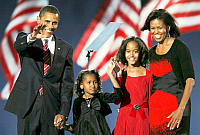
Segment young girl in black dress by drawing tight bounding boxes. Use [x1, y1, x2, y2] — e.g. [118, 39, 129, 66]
[62, 68, 123, 135]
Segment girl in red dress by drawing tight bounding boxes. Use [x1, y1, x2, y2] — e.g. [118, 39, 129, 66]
[112, 36, 152, 135]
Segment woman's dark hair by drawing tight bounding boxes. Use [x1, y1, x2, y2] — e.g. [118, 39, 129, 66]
[115, 36, 149, 67]
[74, 69, 103, 97]
[39, 5, 60, 19]
[140, 9, 180, 38]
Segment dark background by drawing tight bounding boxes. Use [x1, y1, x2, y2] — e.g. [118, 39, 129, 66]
[0, 0, 199, 135]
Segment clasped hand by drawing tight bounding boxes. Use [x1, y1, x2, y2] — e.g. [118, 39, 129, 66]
[54, 114, 66, 130]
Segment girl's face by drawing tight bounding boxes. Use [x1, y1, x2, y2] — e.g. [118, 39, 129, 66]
[150, 19, 169, 43]
[125, 41, 140, 66]
[80, 74, 98, 98]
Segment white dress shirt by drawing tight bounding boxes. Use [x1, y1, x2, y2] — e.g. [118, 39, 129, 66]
[27, 34, 55, 64]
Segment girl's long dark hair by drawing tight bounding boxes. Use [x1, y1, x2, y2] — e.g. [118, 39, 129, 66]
[115, 36, 149, 67]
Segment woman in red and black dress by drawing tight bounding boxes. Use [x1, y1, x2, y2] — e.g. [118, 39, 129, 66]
[140, 9, 195, 135]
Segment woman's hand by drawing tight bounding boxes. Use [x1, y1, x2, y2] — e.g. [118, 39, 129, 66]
[167, 107, 184, 130]
[167, 78, 194, 130]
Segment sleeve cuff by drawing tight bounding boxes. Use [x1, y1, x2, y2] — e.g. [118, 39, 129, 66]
[27, 34, 36, 42]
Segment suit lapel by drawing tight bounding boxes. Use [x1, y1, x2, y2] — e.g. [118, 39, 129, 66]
[34, 39, 44, 75]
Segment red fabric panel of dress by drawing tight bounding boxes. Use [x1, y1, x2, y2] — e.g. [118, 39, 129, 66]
[150, 90, 178, 134]
[149, 59, 173, 77]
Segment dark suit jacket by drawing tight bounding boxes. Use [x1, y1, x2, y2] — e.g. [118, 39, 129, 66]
[4, 32, 74, 126]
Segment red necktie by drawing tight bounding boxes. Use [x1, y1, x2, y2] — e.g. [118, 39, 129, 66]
[43, 39, 51, 75]
[39, 39, 51, 95]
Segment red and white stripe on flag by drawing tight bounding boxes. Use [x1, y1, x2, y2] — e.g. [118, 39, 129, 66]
[0, 0, 48, 99]
[73, 0, 200, 82]
[73, 0, 142, 81]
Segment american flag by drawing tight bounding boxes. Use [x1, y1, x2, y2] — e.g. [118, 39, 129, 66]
[73, 0, 142, 81]
[73, 0, 200, 81]
[0, 0, 48, 99]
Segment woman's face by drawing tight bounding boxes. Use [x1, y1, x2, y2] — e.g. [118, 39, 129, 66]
[150, 19, 169, 43]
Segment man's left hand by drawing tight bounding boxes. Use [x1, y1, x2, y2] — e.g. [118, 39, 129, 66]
[54, 114, 66, 129]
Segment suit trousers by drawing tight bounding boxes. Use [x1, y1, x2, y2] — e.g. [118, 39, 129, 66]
[17, 93, 64, 135]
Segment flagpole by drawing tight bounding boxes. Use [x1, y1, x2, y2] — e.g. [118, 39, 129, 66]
[86, 49, 93, 69]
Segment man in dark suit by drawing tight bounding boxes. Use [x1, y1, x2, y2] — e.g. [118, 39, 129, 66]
[4, 5, 74, 135]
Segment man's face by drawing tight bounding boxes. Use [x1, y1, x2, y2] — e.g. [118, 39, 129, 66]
[37, 12, 59, 38]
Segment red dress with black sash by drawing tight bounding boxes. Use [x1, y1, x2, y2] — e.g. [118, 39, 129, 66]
[113, 69, 152, 135]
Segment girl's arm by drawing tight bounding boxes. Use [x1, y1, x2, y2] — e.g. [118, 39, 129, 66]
[107, 57, 121, 88]
[107, 57, 123, 105]
[62, 124, 73, 131]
